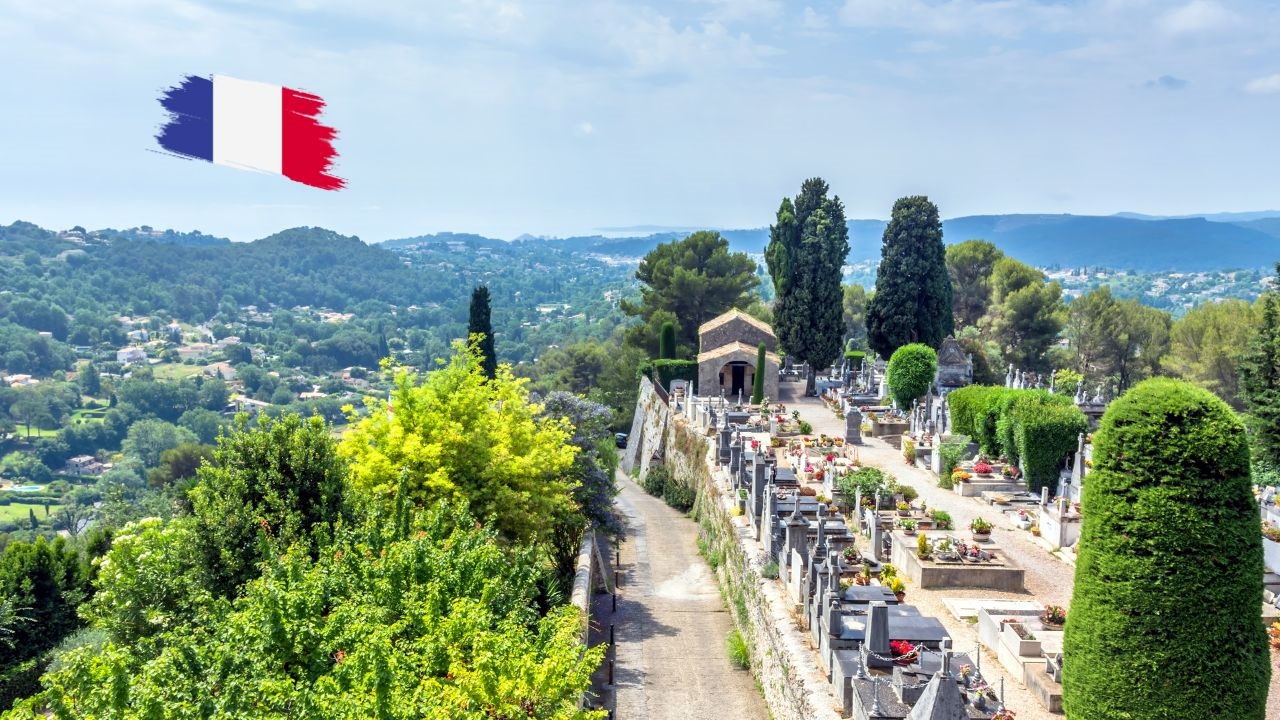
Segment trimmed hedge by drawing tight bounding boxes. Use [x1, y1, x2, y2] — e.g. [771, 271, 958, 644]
[885, 343, 937, 411]
[975, 388, 1016, 457]
[999, 390, 1073, 466]
[947, 385, 1001, 438]
[843, 350, 866, 364]
[638, 359, 698, 392]
[1014, 402, 1087, 494]
[1063, 378, 1269, 719]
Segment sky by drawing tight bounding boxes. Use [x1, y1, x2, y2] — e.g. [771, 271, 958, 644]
[1, 0, 1278, 242]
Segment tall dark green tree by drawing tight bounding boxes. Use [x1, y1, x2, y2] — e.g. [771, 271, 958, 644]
[621, 231, 759, 354]
[1063, 378, 1269, 718]
[751, 342, 766, 404]
[865, 196, 953, 359]
[1240, 263, 1280, 472]
[468, 285, 497, 379]
[659, 322, 676, 360]
[765, 177, 850, 396]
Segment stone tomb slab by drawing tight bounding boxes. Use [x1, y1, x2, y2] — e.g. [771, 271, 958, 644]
[941, 597, 1041, 622]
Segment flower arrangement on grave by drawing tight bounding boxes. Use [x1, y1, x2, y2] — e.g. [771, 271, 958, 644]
[977, 454, 991, 465]
[970, 517, 993, 536]
[791, 410, 801, 422]
[1002, 464, 1020, 479]
[854, 562, 872, 585]
[916, 533, 932, 559]
[1030, 524, 1040, 536]
[770, 437, 785, 448]
[896, 501, 910, 515]
[889, 639, 918, 665]
[1264, 523, 1280, 543]
[899, 518, 918, 534]
[1269, 621, 1280, 650]
[799, 486, 817, 497]
[990, 710, 1017, 720]
[824, 453, 836, 462]
[959, 664, 973, 682]
[952, 469, 972, 483]
[879, 563, 896, 581]
[842, 545, 863, 565]
[928, 509, 954, 530]
[887, 576, 906, 599]
[973, 461, 994, 475]
[750, 439, 760, 450]
[1040, 604, 1067, 627]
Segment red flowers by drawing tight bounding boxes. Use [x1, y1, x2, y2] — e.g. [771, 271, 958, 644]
[974, 462, 994, 475]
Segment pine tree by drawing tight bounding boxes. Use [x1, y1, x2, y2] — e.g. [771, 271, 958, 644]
[865, 196, 953, 359]
[765, 178, 850, 396]
[659, 322, 676, 360]
[752, 342, 766, 404]
[1240, 263, 1280, 471]
[468, 285, 497, 379]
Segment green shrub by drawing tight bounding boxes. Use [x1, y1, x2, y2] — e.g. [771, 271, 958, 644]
[885, 343, 938, 410]
[902, 437, 916, 464]
[663, 478, 696, 512]
[762, 561, 780, 579]
[837, 466, 892, 500]
[1063, 378, 1269, 719]
[725, 629, 750, 670]
[641, 465, 669, 497]
[938, 434, 971, 478]
[1014, 401, 1087, 494]
[637, 359, 698, 392]
[797, 420, 813, 434]
[844, 350, 866, 364]
[975, 388, 1015, 457]
[929, 510, 953, 530]
[890, 482, 918, 503]
[937, 473, 954, 490]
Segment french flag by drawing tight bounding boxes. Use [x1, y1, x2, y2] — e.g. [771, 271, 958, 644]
[156, 74, 344, 191]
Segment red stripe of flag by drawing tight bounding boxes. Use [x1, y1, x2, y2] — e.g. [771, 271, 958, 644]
[282, 87, 345, 191]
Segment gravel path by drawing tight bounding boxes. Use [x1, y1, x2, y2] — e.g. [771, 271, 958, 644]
[613, 473, 768, 720]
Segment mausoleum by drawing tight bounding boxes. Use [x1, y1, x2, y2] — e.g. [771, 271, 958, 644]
[697, 309, 780, 402]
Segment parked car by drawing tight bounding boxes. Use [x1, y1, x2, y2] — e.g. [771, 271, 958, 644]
[615, 432, 628, 448]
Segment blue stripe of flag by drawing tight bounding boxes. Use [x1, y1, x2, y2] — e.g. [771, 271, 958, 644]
[156, 75, 213, 162]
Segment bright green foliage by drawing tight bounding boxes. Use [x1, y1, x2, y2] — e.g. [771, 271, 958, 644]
[1063, 378, 1269, 719]
[885, 343, 937, 411]
[641, 464, 669, 497]
[468, 285, 497, 379]
[11, 505, 606, 720]
[1013, 402, 1087, 493]
[945, 239, 1004, 330]
[766, 178, 850, 395]
[938, 435, 971, 478]
[80, 518, 216, 648]
[190, 413, 351, 598]
[751, 342, 766, 404]
[1066, 286, 1172, 388]
[1052, 368, 1084, 396]
[982, 258, 1064, 370]
[1168, 299, 1256, 409]
[659, 321, 676, 360]
[725, 629, 750, 669]
[622, 231, 759, 353]
[994, 390, 1073, 466]
[975, 388, 1016, 457]
[865, 196, 953, 359]
[340, 341, 577, 545]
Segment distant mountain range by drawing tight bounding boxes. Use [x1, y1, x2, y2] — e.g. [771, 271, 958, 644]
[386, 211, 1280, 272]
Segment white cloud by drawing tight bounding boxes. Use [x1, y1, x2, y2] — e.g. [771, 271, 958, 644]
[1244, 73, 1280, 94]
[837, 0, 1069, 37]
[1158, 0, 1237, 37]
[802, 6, 828, 29]
[698, 0, 782, 24]
[576, 121, 595, 135]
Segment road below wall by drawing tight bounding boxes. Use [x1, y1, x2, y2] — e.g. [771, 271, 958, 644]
[612, 472, 768, 720]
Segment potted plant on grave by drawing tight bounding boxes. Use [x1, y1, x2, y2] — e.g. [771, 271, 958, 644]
[916, 533, 932, 559]
[854, 562, 872, 586]
[970, 516, 993, 542]
[990, 710, 1017, 720]
[1030, 523, 1040, 536]
[1002, 464, 1020, 480]
[973, 461, 994, 476]
[887, 576, 906, 602]
[899, 518, 918, 535]
[842, 545, 863, 566]
[1040, 604, 1067, 629]
[952, 469, 972, 485]
[896, 501, 911, 517]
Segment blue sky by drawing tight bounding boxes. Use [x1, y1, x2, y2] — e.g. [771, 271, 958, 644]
[1, 0, 1278, 241]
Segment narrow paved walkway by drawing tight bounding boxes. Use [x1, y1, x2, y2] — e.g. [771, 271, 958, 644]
[613, 473, 767, 720]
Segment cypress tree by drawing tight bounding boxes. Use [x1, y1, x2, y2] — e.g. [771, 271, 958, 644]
[751, 342, 766, 404]
[1063, 378, 1269, 718]
[468, 286, 496, 379]
[659, 322, 676, 360]
[865, 196, 953, 359]
[765, 177, 850, 396]
[1239, 262, 1280, 471]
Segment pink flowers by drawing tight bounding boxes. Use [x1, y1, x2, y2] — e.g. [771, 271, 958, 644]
[974, 462, 994, 475]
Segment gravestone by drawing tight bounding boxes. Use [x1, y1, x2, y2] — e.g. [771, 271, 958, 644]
[752, 460, 768, 537]
[789, 548, 807, 605]
[863, 601, 893, 668]
[845, 408, 863, 445]
[869, 519, 884, 562]
[763, 484, 778, 557]
[729, 441, 742, 475]
[930, 444, 941, 475]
